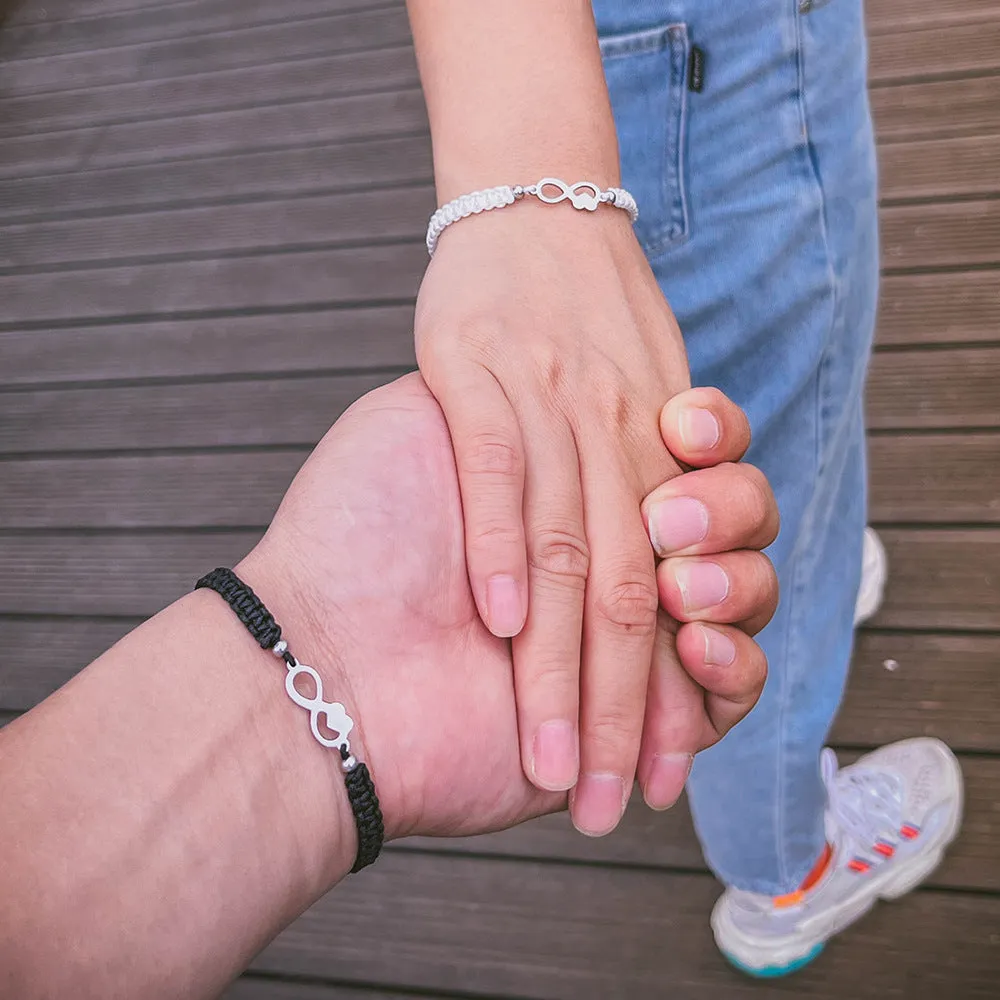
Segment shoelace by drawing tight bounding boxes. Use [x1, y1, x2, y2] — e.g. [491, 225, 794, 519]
[821, 748, 903, 860]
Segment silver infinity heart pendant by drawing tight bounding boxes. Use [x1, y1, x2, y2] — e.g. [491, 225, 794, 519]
[535, 178, 602, 212]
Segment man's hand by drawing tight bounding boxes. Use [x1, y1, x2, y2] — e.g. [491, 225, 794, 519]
[243, 374, 776, 841]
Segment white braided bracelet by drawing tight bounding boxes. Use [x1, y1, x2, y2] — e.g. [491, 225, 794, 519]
[425, 177, 639, 256]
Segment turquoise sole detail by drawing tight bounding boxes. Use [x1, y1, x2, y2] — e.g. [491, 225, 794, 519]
[723, 942, 825, 978]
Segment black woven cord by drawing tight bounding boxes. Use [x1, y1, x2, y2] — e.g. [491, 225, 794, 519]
[196, 567, 282, 650]
[343, 755, 385, 872]
[195, 567, 383, 872]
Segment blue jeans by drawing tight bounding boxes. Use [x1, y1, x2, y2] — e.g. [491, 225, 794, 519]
[594, 0, 879, 895]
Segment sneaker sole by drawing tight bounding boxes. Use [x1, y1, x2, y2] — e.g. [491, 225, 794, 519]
[716, 742, 964, 978]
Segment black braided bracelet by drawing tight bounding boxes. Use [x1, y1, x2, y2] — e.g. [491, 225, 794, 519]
[195, 567, 383, 873]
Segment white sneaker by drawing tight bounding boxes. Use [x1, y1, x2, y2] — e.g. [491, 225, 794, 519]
[712, 738, 964, 977]
[854, 526, 887, 626]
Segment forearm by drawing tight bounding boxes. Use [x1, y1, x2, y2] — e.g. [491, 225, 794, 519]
[407, 0, 619, 199]
[0, 582, 356, 1000]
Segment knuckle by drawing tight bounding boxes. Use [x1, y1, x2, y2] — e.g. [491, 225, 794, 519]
[459, 435, 523, 481]
[530, 529, 591, 583]
[594, 377, 635, 433]
[594, 577, 659, 635]
[468, 521, 523, 551]
[738, 465, 775, 535]
[584, 713, 639, 758]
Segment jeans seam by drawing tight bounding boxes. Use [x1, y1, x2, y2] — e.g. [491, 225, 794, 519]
[769, 0, 842, 893]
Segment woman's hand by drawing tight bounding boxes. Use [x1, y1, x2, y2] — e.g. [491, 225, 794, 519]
[416, 203, 694, 834]
[243, 374, 776, 841]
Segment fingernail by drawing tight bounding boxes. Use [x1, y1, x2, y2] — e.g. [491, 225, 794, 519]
[673, 561, 730, 612]
[648, 497, 709, 556]
[680, 408, 721, 452]
[531, 720, 579, 791]
[571, 772, 627, 837]
[701, 624, 737, 666]
[486, 574, 525, 638]
[643, 753, 693, 811]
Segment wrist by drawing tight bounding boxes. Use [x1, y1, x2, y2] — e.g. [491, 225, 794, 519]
[233, 548, 404, 855]
[188, 579, 361, 890]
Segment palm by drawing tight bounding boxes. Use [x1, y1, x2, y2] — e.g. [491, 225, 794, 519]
[254, 374, 560, 838]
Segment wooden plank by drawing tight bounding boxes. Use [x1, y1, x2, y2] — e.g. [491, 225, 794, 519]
[866, 347, 1000, 430]
[868, 21, 1000, 84]
[0, 186, 433, 269]
[5, 612, 997, 756]
[0, 306, 416, 386]
[835, 631, 1000, 752]
[0, 6, 412, 95]
[0, 0, 388, 59]
[0, 271, 985, 390]
[1, 617, 994, 894]
[867, 0, 1000, 34]
[404, 753, 999, 894]
[0, 243, 424, 325]
[0, 135, 431, 224]
[881, 200, 1000, 271]
[0, 46, 420, 139]
[868, 433, 1000, 523]
[0, 617, 139, 709]
[0, 428, 993, 533]
[0, 450, 306, 529]
[873, 528, 1000, 631]
[0, 89, 428, 181]
[6, 193, 995, 275]
[876, 272, 1000, 347]
[871, 76, 1000, 142]
[224, 979, 446, 1000]
[0, 372, 401, 455]
[5, 193, 999, 278]
[4, 344, 991, 457]
[252, 852, 1000, 998]
[8, 0, 237, 28]
[879, 135, 1000, 202]
[0, 532, 261, 616]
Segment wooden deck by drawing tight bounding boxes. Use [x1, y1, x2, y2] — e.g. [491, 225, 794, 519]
[1, 1, 998, 996]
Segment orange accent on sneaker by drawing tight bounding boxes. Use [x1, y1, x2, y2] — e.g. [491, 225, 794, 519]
[874, 841, 895, 858]
[848, 858, 871, 873]
[900, 824, 920, 840]
[799, 842, 833, 892]
[773, 842, 833, 908]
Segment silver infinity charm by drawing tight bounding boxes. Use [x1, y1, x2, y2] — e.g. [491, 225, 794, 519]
[284, 660, 354, 751]
[534, 178, 602, 212]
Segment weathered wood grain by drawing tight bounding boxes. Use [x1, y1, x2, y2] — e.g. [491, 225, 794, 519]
[0, 244, 424, 325]
[881, 200, 1000, 271]
[876, 271, 1000, 347]
[0, 45, 420, 139]
[251, 852, 1000, 998]
[1, 347, 991, 456]
[0, 5, 411, 94]
[0, 135, 432, 224]
[868, 433, 1000, 523]
[0, 306, 416, 385]
[0, 89, 427, 180]
[0, 372, 403, 454]
[867, 347, 1000, 430]
[0, 186, 433, 269]
[871, 76, 1000, 142]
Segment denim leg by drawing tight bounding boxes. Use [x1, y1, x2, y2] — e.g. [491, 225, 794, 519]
[595, 0, 879, 894]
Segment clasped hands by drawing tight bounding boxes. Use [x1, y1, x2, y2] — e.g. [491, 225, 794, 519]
[241, 368, 778, 847]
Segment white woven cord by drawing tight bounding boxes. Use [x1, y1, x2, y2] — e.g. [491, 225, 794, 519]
[426, 177, 639, 256]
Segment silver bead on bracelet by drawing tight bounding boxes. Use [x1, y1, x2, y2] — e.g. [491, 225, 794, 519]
[425, 177, 639, 256]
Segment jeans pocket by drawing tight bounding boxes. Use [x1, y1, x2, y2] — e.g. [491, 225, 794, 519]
[600, 22, 690, 256]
